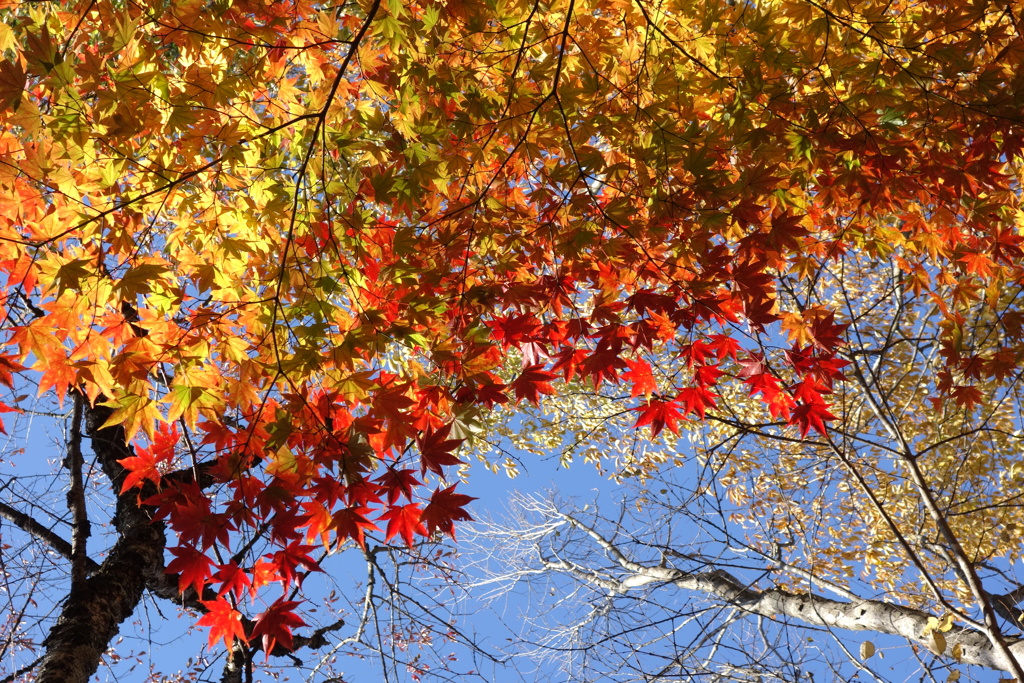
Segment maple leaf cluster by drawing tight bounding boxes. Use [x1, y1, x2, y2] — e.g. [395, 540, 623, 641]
[0, 0, 1020, 655]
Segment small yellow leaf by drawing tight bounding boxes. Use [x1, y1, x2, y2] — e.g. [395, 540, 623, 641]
[951, 643, 963, 662]
[929, 630, 947, 655]
[947, 671, 960, 682]
[0, 22, 15, 53]
[925, 614, 955, 634]
[860, 640, 875, 660]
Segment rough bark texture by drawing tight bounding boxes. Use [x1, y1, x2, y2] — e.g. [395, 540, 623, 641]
[29, 401, 339, 683]
[34, 404, 167, 683]
[67, 394, 91, 593]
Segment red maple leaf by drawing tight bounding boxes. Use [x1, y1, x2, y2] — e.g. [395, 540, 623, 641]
[266, 542, 321, 587]
[789, 400, 837, 437]
[785, 345, 817, 374]
[987, 348, 1018, 381]
[472, 379, 510, 408]
[959, 251, 995, 278]
[626, 288, 678, 315]
[633, 399, 684, 437]
[766, 210, 810, 256]
[510, 364, 557, 404]
[730, 197, 765, 228]
[678, 341, 711, 368]
[176, 504, 235, 551]
[166, 545, 215, 595]
[951, 384, 983, 411]
[812, 355, 850, 387]
[677, 386, 717, 419]
[740, 293, 780, 330]
[693, 363, 723, 387]
[808, 312, 849, 352]
[142, 479, 204, 522]
[117, 423, 179, 493]
[622, 358, 658, 398]
[737, 351, 767, 378]
[196, 598, 247, 650]
[301, 500, 334, 546]
[990, 227, 1024, 264]
[0, 400, 20, 434]
[379, 503, 428, 546]
[792, 377, 829, 404]
[247, 559, 277, 596]
[265, 507, 306, 545]
[632, 312, 675, 349]
[375, 468, 421, 505]
[0, 354, 26, 388]
[417, 423, 464, 476]
[421, 485, 476, 539]
[250, 599, 307, 655]
[346, 478, 383, 506]
[34, 348, 78, 406]
[213, 561, 252, 600]
[330, 505, 379, 548]
[487, 313, 543, 349]
[580, 348, 627, 389]
[707, 334, 741, 361]
[549, 347, 589, 382]
[521, 340, 550, 367]
[307, 476, 347, 508]
[731, 258, 775, 298]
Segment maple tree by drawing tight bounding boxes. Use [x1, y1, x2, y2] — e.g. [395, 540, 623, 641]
[0, 0, 1021, 680]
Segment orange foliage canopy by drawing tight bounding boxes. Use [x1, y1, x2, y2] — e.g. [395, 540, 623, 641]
[0, 0, 1021, 648]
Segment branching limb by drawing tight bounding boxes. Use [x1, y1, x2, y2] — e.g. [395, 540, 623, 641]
[0, 498, 99, 574]
[901, 453, 1024, 679]
[607, 554, 1018, 669]
[842, 352, 1024, 677]
[516, 506, 1024, 673]
[219, 640, 247, 683]
[66, 393, 90, 593]
[0, 655, 42, 683]
[309, 550, 376, 681]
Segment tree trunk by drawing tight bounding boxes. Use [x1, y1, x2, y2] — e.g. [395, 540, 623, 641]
[34, 404, 167, 683]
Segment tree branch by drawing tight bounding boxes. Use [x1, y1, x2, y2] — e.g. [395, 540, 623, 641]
[556, 513, 1024, 673]
[66, 393, 90, 593]
[0, 499, 99, 574]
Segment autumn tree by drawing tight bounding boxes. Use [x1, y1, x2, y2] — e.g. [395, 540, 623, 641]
[0, 0, 1022, 680]
[463, 244, 1024, 682]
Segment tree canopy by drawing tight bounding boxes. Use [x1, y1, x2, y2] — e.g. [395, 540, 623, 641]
[0, 0, 1023, 680]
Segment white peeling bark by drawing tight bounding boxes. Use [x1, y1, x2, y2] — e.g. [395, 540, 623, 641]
[553, 514, 1024, 673]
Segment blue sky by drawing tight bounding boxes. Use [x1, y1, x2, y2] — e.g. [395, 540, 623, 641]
[0, 394, 999, 683]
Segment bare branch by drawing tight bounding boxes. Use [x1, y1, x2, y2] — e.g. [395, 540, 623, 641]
[0, 498, 99, 574]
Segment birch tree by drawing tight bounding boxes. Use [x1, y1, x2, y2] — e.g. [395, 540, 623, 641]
[465, 248, 1024, 682]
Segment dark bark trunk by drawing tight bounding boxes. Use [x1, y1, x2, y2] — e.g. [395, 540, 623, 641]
[31, 402, 338, 682]
[34, 403, 167, 683]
